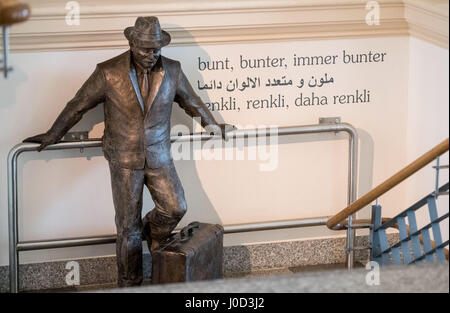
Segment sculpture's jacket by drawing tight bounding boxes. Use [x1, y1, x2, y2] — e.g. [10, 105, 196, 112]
[46, 51, 218, 169]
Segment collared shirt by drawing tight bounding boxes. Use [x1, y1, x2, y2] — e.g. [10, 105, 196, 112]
[133, 56, 164, 112]
[134, 55, 163, 84]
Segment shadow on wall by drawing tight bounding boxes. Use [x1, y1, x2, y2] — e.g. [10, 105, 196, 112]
[165, 26, 224, 226]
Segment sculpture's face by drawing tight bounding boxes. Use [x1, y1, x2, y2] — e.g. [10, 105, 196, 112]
[131, 45, 161, 70]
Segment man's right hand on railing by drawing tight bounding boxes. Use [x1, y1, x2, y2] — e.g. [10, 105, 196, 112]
[23, 133, 58, 152]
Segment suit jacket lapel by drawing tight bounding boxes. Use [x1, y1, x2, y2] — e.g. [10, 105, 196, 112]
[128, 65, 145, 113]
[127, 54, 167, 117]
[145, 68, 165, 114]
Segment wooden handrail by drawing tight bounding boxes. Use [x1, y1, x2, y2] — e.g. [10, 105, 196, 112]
[327, 138, 449, 229]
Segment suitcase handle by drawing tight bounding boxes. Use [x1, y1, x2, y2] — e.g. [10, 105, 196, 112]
[158, 222, 201, 251]
[180, 221, 200, 242]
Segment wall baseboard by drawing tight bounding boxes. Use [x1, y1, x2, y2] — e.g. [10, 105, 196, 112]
[0, 234, 397, 292]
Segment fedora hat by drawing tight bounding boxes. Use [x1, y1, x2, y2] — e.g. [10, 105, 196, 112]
[124, 16, 171, 48]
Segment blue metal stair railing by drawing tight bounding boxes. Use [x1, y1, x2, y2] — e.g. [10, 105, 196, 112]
[370, 182, 449, 266]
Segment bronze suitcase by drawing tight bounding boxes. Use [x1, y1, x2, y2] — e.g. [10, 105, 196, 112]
[151, 222, 224, 284]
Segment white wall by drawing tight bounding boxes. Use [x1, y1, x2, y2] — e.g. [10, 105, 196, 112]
[0, 36, 417, 265]
[406, 37, 449, 241]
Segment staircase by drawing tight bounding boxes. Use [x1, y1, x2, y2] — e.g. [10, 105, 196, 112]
[371, 183, 449, 266]
[328, 138, 449, 267]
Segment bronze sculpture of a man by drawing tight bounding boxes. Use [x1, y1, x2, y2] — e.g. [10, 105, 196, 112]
[24, 16, 232, 287]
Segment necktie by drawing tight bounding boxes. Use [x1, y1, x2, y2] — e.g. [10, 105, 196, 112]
[139, 69, 149, 105]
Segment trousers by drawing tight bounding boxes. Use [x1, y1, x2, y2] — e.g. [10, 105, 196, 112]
[108, 161, 187, 287]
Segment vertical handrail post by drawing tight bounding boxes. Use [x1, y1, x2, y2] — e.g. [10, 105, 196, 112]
[435, 157, 440, 199]
[7, 147, 20, 293]
[345, 125, 358, 268]
[370, 204, 382, 263]
[2, 26, 10, 78]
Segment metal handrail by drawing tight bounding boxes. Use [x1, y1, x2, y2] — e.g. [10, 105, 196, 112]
[8, 120, 358, 292]
[16, 217, 330, 251]
[327, 138, 449, 230]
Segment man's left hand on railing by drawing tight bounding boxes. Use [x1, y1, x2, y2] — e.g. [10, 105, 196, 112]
[23, 133, 58, 152]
